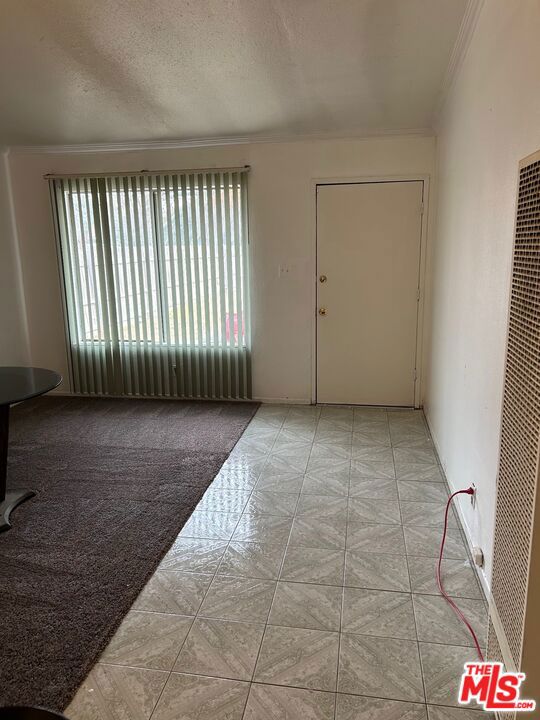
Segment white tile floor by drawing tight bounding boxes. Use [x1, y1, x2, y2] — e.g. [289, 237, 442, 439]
[67, 405, 492, 720]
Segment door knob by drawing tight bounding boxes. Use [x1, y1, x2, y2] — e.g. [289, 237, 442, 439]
[318, 308, 327, 316]
[319, 275, 327, 283]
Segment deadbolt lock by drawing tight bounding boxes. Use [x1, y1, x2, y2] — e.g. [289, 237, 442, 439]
[318, 308, 327, 316]
[319, 275, 327, 283]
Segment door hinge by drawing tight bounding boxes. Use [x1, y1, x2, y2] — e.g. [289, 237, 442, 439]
[413, 369, 418, 381]
[420, 202, 424, 216]
[416, 287, 421, 301]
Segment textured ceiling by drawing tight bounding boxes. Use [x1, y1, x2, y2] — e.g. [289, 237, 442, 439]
[0, 0, 468, 146]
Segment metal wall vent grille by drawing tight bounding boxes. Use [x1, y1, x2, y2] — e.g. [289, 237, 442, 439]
[488, 156, 540, 669]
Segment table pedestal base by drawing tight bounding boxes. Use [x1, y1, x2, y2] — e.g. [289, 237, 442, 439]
[0, 490, 36, 532]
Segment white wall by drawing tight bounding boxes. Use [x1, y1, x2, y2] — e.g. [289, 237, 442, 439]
[424, 0, 540, 588]
[0, 152, 29, 365]
[7, 135, 434, 402]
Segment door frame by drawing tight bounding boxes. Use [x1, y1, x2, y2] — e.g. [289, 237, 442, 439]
[311, 174, 431, 409]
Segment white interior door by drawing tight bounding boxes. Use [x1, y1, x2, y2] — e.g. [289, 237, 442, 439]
[316, 180, 423, 406]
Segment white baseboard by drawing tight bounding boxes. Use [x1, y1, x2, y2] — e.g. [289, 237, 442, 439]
[450, 484, 491, 599]
[423, 410, 519, 669]
[253, 397, 311, 405]
[427, 421, 515, 671]
[423, 408, 491, 599]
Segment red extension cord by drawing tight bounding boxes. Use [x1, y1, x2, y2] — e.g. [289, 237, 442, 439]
[437, 488, 484, 660]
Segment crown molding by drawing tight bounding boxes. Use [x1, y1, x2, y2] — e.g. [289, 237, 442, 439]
[433, 0, 485, 126]
[6, 126, 434, 156]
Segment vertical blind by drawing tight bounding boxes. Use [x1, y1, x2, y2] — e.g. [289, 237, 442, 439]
[50, 170, 251, 399]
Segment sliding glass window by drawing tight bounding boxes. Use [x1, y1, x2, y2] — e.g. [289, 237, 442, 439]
[50, 170, 251, 399]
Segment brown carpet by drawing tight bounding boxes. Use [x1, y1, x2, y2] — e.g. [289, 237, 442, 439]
[0, 396, 258, 711]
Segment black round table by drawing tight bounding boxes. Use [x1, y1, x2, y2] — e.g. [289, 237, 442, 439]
[0, 367, 61, 532]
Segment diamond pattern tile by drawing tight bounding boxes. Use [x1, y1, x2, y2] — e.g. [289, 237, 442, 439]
[342, 588, 416, 639]
[74, 404, 487, 720]
[338, 634, 424, 702]
[254, 625, 340, 691]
